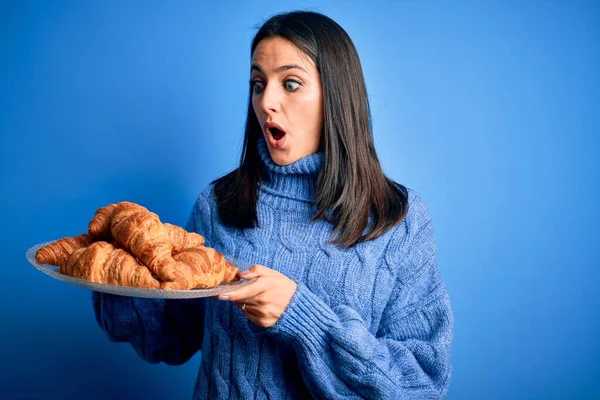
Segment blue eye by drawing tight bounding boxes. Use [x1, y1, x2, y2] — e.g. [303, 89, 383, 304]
[285, 80, 301, 92]
[251, 80, 264, 94]
[250, 79, 301, 94]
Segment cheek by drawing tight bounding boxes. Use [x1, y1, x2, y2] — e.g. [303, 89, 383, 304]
[295, 90, 322, 127]
[251, 95, 264, 121]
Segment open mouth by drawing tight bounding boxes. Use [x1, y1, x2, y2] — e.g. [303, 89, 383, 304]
[270, 126, 285, 140]
[264, 122, 287, 144]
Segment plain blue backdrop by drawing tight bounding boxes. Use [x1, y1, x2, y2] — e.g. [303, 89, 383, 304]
[1, 1, 598, 399]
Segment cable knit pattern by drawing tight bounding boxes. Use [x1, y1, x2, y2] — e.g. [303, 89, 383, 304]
[92, 135, 454, 399]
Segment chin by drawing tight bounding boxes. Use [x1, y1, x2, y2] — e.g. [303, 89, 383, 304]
[270, 153, 293, 166]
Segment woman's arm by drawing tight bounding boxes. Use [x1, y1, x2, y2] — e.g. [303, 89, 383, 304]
[92, 292, 205, 365]
[270, 286, 452, 399]
[224, 192, 453, 399]
[91, 189, 215, 365]
[268, 194, 453, 399]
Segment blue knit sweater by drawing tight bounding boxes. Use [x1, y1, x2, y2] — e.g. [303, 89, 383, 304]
[92, 136, 454, 399]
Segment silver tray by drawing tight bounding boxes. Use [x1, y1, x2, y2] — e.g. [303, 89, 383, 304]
[26, 240, 254, 299]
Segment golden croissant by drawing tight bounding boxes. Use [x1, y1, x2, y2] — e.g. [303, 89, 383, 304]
[35, 234, 95, 267]
[35, 201, 239, 290]
[61, 241, 161, 289]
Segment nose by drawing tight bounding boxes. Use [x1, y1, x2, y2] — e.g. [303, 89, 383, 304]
[259, 83, 281, 114]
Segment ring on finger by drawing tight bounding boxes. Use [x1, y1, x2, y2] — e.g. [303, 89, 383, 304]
[241, 303, 246, 311]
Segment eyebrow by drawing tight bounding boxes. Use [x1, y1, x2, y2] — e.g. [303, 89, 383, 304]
[251, 63, 309, 74]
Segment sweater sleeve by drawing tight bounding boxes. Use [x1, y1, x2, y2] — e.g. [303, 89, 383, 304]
[268, 193, 454, 399]
[91, 188, 215, 365]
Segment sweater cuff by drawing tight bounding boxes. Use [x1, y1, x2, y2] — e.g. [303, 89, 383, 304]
[269, 283, 338, 351]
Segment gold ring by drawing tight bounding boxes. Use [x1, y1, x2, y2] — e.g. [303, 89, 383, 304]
[241, 303, 246, 311]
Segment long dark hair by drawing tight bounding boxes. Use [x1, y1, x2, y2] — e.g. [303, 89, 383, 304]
[212, 10, 409, 248]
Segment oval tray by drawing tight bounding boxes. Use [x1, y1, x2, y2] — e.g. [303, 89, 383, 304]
[26, 241, 254, 299]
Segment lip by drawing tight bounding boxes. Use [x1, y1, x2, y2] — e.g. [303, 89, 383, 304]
[263, 121, 287, 150]
[263, 121, 286, 136]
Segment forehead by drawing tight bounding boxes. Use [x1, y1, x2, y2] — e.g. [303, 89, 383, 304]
[251, 36, 315, 71]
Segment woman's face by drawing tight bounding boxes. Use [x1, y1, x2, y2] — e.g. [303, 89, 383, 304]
[251, 36, 323, 166]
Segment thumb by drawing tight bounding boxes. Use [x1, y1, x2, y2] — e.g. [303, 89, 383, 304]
[238, 264, 278, 279]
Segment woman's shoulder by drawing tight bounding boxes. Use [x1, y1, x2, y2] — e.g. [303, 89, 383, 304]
[199, 183, 217, 203]
[379, 187, 436, 269]
[188, 183, 218, 218]
[404, 187, 434, 231]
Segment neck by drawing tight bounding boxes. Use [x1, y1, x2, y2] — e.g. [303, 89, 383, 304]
[257, 136, 324, 204]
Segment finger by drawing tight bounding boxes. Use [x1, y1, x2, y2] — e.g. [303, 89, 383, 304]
[214, 277, 257, 299]
[232, 301, 273, 327]
[239, 306, 276, 328]
[233, 298, 258, 309]
[238, 264, 279, 280]
[218, 277, 266, 302]
[235, 302, 261, 319]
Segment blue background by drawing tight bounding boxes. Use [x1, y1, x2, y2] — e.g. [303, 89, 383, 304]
[1, 1, 598, 399]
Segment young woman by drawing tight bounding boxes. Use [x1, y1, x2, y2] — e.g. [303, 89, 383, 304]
[93, 10, 454, 399]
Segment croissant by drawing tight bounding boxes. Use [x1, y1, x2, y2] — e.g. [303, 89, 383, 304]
[165, 223, 205, 251]
[163, 247, 239, 290]
[36, 201, 239, 290]
[89, 204, 205, 251]
[112, 203, 239, 290]
[88, 202, 180, 283]
[61, 241, 160, 289]
[35, 234, 94, 267]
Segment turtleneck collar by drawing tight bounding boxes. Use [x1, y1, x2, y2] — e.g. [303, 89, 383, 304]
[257, 135, 324, 204]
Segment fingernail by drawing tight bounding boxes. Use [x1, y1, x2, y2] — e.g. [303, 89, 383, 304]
[238, 270, 250, 276]
[218, 295, 229, 300]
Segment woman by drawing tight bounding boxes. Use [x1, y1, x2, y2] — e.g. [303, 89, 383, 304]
[93, 10, 454, 399]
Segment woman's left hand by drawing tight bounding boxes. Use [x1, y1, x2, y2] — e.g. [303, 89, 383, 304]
[217, 264, 297, 328]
